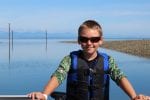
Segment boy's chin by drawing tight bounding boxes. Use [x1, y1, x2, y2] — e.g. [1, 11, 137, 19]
[84, 50, 96, 55]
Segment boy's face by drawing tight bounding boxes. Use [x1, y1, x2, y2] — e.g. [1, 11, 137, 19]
[78, 28, 103, 55]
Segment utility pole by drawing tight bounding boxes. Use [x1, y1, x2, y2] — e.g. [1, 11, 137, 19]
[45, 30, 47, 51]
[8, 23, 11, 64]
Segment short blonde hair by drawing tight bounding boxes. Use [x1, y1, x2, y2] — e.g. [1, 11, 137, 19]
[78, 20, 103, 36]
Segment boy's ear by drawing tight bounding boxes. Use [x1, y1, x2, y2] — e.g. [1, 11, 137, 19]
[78, 39, 81, 44]
[99, 37, 103, 45]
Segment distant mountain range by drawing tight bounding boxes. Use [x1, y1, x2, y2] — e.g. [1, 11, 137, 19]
[0, 31, 77, 39]
[0, 31, 149, 40]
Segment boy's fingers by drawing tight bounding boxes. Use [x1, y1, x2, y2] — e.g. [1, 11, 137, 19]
[137, 94, 150, 100]
[145, 96, 150, 100]
[28, 92, 36, 100]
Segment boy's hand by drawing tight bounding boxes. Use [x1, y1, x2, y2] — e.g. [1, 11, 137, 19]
[132, 94, 150, 100]
[28, 92, 47, 100]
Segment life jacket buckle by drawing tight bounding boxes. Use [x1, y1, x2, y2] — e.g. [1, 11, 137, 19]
[89, 68, 96, 75]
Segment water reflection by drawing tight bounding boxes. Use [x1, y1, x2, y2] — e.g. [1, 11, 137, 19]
[0, 39, 149, 99]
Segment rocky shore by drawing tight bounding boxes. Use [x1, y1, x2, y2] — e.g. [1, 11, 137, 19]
[102, 40, 150, 58]
[60, 40, 150, 58]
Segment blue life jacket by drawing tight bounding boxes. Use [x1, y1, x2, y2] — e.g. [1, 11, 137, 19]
[66, 50, 110, 100]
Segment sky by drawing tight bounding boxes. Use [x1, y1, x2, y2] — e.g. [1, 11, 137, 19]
[0, 0, 150, 38]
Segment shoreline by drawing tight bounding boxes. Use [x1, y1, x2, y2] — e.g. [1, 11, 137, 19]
[60, 40, 150, 59]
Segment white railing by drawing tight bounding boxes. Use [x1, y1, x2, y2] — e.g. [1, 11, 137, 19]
[0, 95, 32, 100]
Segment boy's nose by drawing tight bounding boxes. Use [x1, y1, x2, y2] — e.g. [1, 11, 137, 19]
[87, 40, 92, 44]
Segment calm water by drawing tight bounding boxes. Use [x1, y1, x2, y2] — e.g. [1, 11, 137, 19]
[0, 39, 150, 99]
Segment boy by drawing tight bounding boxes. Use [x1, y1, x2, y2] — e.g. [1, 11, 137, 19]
[28, 20, 150, 100]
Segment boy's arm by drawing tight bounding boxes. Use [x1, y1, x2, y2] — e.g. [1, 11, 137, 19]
[28, 56, 71, 100]
[28, 76, 59, 100]
[43, 55, 71, 95]
[108, 56, 137, 99]
[119, 77, 137, 100]
[43, 76, 59, 95]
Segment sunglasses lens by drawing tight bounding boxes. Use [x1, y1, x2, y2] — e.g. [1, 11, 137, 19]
[79, 36, 101, 43]
[90, 37, 101, 42]
[79, 37, 89, 43]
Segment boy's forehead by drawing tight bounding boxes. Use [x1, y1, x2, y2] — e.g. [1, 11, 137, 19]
[79, 28, 100, 36]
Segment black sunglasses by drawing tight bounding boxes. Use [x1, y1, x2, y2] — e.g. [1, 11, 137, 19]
[78, 36, 101, 43]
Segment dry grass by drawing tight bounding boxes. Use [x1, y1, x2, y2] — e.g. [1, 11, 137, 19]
[102, 40, 150, 58]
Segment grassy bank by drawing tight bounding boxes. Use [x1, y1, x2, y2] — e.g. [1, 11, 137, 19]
[60, 40, 150, 58]
[102, 40, 150, 58]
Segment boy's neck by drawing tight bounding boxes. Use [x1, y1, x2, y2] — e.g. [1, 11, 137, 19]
[82, 51, 98, 61]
